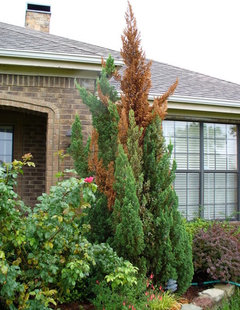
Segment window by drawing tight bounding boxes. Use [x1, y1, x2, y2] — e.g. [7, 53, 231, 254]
[163, 121, 238, 221]
[0, 126, 13, 163]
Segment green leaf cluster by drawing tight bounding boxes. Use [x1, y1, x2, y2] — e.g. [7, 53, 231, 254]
[0, 160, 135, 309]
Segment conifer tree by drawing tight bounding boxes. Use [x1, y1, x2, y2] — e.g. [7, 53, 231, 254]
[71, 1, 193, 294]
[68, 114, 89, 177]
[142, 116, 193, 293]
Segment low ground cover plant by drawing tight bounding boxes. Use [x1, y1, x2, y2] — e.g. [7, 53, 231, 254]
[92, 273, 183, 309]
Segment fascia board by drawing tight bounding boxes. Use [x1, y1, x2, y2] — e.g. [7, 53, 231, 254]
[0, 56, 103, 71]
[0, 48, 124, 69]
[148, 93, 240, 108]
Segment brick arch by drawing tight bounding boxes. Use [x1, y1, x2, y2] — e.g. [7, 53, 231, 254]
[0, 94, 60, 192]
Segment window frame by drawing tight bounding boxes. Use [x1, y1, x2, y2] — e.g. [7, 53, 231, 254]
[163, 119, 240, 221]
[0, 125, 14, 164]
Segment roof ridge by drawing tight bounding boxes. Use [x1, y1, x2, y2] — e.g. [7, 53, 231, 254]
[0, 21, 119, 58]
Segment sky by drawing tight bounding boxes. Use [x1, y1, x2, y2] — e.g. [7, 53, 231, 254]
[0, 0, 240, 85]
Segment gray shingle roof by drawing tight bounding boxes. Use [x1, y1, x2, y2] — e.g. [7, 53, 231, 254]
[150, 61, 240, 102]
[0, 21, 121, 59]
[1, 21, 240, 102]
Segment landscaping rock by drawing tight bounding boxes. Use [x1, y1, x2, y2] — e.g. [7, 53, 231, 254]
[214, 284, 235, 297]
[181, 304, 203, 310]
[200, 288, 225, 302]
[193, 295, 214, 309]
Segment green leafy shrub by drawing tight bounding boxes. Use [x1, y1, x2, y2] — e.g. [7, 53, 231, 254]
[193, 222, 240, 282]
[91, 272, 145, 310]
[0, 157, 136, 309]
[184, 217, 213, 239]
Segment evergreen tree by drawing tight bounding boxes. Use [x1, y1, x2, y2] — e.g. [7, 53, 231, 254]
[111, 144, 144, 266]
[70, 1, 193, 294]
[68, 114, 89, 177]
[142, 116, 193, 293]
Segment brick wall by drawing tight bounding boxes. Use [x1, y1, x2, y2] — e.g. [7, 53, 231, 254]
[0, 108, 47, 205]
[0, 74, 95, 205]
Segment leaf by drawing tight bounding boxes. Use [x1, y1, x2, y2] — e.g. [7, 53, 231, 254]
[1, 265, 8, 275]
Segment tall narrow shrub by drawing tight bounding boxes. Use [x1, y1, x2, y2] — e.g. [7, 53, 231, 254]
[142, 116, 193, 293]
[71, 1, 193, 293]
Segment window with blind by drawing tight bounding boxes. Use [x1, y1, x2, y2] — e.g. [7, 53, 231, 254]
[162, 120, 238, 221]
[0, 126, 13, 163]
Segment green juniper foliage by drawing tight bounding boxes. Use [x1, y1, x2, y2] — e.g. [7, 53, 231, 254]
[75, 62, 119, 167]
[127, 109, 144, 200]
[68, 114, 89, 177]
[142, 116, 193, 293]
[111, 144, 144, 266]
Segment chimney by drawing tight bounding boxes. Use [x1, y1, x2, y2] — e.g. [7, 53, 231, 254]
[25, 3, 51, 33]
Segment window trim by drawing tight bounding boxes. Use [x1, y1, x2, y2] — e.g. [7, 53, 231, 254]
[0, 125, 14, 163]
[164, 119, 239, 221]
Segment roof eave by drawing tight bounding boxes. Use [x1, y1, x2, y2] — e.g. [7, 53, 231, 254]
[149, 93, 240, 108]
[0, 48, 124, 69]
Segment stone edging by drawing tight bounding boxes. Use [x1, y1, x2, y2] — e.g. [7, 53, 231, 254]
[181, 284, 235, 310]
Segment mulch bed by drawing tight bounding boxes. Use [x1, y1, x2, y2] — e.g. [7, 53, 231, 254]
[54, 302, 94, 310]
[182, 283, 215, 303]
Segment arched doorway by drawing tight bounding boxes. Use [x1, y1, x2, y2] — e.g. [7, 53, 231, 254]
[0, 95, 60, 206]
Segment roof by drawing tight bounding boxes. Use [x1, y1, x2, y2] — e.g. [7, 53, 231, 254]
[0, 21, 121, 60]
[0, 21, 240, 103]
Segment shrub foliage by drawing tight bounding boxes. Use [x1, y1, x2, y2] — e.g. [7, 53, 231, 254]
[0, 157, 137, 309]
[193, 222, 240, 282]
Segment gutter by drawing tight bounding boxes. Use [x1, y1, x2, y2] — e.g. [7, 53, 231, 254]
[148, 93, 240, 109]
[1, 48, 239, 109]
[0, 48, 124, 66]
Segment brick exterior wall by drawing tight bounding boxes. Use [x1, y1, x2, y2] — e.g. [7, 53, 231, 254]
[0, 74, 95, 205]
[0, 108, 47, 206]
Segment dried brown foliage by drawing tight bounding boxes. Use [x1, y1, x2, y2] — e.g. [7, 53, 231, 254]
[117, 1, 178, 141]
[144, 79, 178, 127]
[119, 2, 152, 126]
[97, 82, 109, 106]
[118, 107, 128, 152]
[88, 2, 178, 209]
[88, 129, 115, 210]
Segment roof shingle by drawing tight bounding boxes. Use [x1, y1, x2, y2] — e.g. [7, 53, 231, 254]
[0, 21, 240, 102]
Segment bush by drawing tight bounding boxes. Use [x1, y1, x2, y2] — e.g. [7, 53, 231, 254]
[184, 217, 213, 239]
[192, 222, 240, 282]
[0, 157, 137, 309]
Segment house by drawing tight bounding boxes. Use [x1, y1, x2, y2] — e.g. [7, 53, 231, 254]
[0, 4, 240, 221]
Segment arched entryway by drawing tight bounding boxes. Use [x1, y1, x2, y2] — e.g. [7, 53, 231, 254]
[0, 95, 60, 206]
